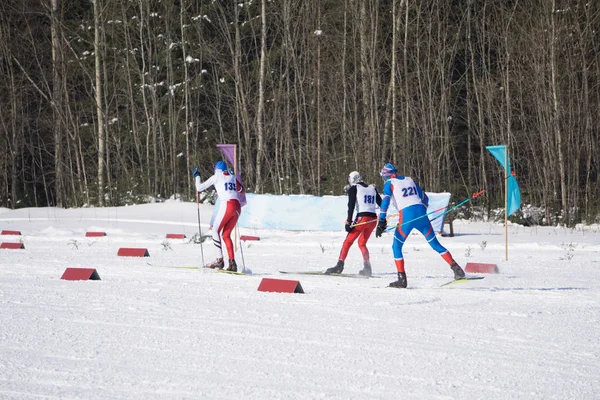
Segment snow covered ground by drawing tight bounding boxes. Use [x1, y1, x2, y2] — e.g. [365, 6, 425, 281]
[1, 201, 599, 399]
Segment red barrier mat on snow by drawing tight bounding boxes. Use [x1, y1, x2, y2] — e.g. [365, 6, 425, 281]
[1, 230, 21, 235]
[465, 262, 499, 274]
[61, 268, 101, 281]
[86, 232, 107, 237]
[166, 233, 186, 239]
[117, 248, 149, 257]
[240, 235, 260, 241]
[0, 242, 24, 249]
[257, 278, 304, 294]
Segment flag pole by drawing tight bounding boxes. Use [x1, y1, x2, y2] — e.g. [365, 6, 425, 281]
[234, 144, 239, 252]
[504, 145, 508, 261]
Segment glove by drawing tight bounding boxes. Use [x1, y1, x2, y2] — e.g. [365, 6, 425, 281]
[345, 223, 353, 233]
[376, 219, 387, 237]
[192, 168, 201, 178]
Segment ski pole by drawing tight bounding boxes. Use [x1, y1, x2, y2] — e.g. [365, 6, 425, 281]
[351, 203, 450, 228]
[430, 189, 486, 223]
[237, 225, 246, 273]
[196, 190, 205, 266]
[384, 189, 486, 232]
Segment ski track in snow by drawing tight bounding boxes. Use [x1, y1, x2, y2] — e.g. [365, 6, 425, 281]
[1, 203, 600, 399]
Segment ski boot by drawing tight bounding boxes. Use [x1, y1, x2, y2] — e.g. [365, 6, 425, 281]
[206, 258, 224, 270]
[358, 261, 372, 277]
[227, 259, 238, 272]
[325, 260, 344, 275]
[388, 272, 407, 288]
[450, 261, 466, 280]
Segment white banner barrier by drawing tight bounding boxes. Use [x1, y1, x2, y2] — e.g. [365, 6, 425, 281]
[238, 192, 451, 232]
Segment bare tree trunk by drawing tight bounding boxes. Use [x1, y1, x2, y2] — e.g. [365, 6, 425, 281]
[255, 0, 267, 193]
[342, 0, 349, 170]
[50, 0, 64, 207]
[282, 0, 295, 194]
[369, 0, 380, 171]
[92, 0, 105, 206]
[550, 0, 567, 222]
[504, 7, 513, 189]
[401, 0, 410, 172]
[316, 2, 322, 196]
[136, 0, 152, 193]
[120, 1, 142, 192]
[166, 11, 177, 196]
[359, 0, 371, 171]
[575, 1, 594, 221]
[468, 0, 487, 210]
[1, 39, 19, 208]
[385, 0, 405, 165]
[180, 0, 191, 198]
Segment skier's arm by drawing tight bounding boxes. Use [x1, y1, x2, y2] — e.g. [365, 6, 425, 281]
[376, 182, 392, 237]
[209, 196, 220, 229]
[195, 174, 217, 193]
[379, 181, 393, 221]
[416, 184, 428, 207]
[236, 179, 245, 194]
[346, 185, 357, 223]
[375, 190, 382, 207]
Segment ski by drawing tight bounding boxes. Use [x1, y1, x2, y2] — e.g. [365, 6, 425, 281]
[278, 270, 376, 279]
[200, 266, 251, 275]
[217, 269, 250, 276]
[149, 264, 198, 270]
[150, 265, 249, 275]
[383, 276, 486, 289]
[279, 270, 326, 275]
[440, 276, 485, 287]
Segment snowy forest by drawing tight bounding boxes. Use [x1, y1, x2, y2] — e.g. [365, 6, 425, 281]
[1, 0, 598, 225]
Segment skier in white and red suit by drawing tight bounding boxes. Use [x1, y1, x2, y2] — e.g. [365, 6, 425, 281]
[194, 161, 245, 272]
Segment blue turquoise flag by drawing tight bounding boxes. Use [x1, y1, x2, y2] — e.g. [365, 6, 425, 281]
[486, 145, 521, 216]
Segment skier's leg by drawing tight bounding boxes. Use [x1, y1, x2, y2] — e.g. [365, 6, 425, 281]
[205, 204, 227, 268]
[356, 217, 377, 277]
[357, 216, 376, 262]
[337, 229, 360, 261]
[389, 227, 408, 288]
[392, 225, 409, 272]
[415, 217, 465, 279]
[220, 202, 240, 262]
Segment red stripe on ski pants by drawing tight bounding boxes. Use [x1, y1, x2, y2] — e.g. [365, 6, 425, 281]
[392, 204, 453, 265]
[216, 199, 241, 260]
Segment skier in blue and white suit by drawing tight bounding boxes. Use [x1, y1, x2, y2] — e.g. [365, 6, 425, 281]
[376, 163, 465, 288]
